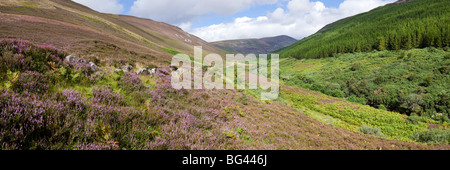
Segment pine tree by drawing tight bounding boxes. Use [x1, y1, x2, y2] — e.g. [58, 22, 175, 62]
[377, 37, 387, 51]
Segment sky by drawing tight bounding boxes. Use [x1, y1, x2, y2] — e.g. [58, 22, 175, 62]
[72, 0, 395, 42]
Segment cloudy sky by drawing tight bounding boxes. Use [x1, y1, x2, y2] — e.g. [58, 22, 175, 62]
[73, 0, 395, 42]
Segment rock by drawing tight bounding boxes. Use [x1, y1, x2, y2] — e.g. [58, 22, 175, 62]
[88, 62, 99, 72]
[136, 68, 151, 75]
[136, 68, 157, 76]
[121, 65, 133, 72]
[65, 55, 99, 72]
[150, 68, 156, 74]
[65, 55, 80, 63]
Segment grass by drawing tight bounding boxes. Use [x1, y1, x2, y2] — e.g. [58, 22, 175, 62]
[15, 7, 28, 11]
[282, 85, 423, 141]
[280, 48, 450, 120]
[2, 39, 449, 149]
[21, 2, 38, 8]
[162, 47, 180, 56]
[79, 14, 104, 25]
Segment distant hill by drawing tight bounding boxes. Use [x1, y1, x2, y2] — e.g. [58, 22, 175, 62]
[0, 0, 227, 67]
[279, 0, 450, 59]
[212, 35, 297, 54]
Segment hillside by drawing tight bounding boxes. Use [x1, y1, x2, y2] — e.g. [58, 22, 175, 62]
[1, 39, 448, 149]
[275, 0, 450, 144]
[212, 35, 297, 54]
[280, 48, 450, 119]
[0, 0, 228, 67]
[279, 0, 450, 59]
[1, 0, 449, 150]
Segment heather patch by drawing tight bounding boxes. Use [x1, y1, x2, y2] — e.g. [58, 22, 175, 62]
[13, 71, 49, 94]
[1, 39, 448, 150]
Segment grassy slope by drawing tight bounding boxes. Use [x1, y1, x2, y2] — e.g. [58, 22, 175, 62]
[0, 1, 448, 149]
[279, 0, 450, 59]
[2, 39, 449, 150]
[280, 49, 449, 116]
[0, 0, 227, 67]
[275, 0, 450, 143]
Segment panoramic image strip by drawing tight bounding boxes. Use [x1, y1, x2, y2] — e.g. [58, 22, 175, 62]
[0, 0, 449, 167]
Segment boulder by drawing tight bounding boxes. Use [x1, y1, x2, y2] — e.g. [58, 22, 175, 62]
[121, 65, 133, 72]
[88, 62, 99, 72]
[136, 68, 157, 76]
[65, 55, 80, 63]
[65, 55, 98, 72]
[150, 68, 156, 74]
[136, 68, 151, 75]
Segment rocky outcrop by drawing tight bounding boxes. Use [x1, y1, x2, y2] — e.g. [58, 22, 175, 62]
[136, 68, 156, 76]
[88, 62, 99, 72]
[65, 55, 86, 63]
[64, 55, 99, 72]
[120, 65, 133, 72]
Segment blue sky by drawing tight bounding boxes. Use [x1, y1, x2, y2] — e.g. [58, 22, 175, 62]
[73, 0, 394, 41]
[116, 0, 345, 29]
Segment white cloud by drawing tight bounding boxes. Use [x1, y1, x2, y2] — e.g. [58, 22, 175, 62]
[189, 0, 395, 42]
[73, 0, 124, 14]
[129, 0, 279, 25]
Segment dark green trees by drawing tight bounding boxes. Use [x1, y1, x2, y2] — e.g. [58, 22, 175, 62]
[280, 0, 450, 59]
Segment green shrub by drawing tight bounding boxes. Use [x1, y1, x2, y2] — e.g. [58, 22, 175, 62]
[406, 114, 421, 124]
[347, 95, 367, 105]
[374, 75, 385, 85]
[401, 94, 424, 113]
[330, 89, 344, 98]
[421, 76, 433, 87]
[439, 65, 449, 74]
[378, 104, 387, 111]
[407, 74, 418, 81]
[358, 125, 385, 137]
[412, 129, 450, 144]
[350, 62, 362, 71]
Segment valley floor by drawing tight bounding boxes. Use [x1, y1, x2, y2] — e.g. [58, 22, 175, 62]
[1, 39, 448, 150]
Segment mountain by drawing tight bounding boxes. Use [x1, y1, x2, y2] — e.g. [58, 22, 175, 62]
[1, 0, 449, 150]
[0, 0, 228, 67]
[212, 35, 297, 54]
[279, 0, 449, 59]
